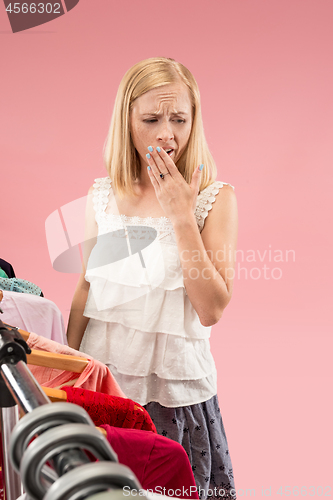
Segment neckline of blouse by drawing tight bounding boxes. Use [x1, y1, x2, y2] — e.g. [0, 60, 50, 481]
[99, 177, 217, 223]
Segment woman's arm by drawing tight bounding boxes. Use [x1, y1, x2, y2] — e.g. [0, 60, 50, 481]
[66, 272, 90, 349]
[173, 184, 238, 327]
[66, 185, 98, 349]
[145, 149, 238, 327]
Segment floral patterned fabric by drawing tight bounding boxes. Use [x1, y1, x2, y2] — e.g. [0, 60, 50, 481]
[144, 395, 236, 500]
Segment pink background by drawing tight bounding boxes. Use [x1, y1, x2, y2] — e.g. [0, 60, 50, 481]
[1, 0, 332, 496]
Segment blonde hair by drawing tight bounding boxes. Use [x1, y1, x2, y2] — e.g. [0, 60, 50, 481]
[103, 57, 217, 199]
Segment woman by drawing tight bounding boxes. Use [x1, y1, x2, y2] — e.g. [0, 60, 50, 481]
[67, 57, 238, 499]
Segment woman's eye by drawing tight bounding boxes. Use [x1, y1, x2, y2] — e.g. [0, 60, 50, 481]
[143, 119, 185, 123]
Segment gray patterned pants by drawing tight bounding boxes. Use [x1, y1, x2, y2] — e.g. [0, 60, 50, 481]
[144, 395, 236, 500]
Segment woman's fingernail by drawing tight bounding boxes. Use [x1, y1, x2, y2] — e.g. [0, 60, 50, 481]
[156, 147, 161, 152]
[147, 166, 151, 171]
[199, 164, 204, 171]
[146, 153, 151, 159]
[148, 146, 153, 152]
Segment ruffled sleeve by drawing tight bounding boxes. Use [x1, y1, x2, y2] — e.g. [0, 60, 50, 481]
[195, 181, 235, 233]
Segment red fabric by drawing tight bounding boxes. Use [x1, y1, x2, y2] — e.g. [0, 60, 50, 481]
[63, 386, 157, 433]
[101, 425, 199, 499]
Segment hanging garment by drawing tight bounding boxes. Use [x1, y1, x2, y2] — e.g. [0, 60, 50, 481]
[63, 386, 156, 433]
[0, 277, 42, 296]
[27, 332, 126, 398]
[0, 268, 8, 278]
[100, 424, 199, 499]
[0, 291, 66, 344]
[0, 259, 15, 278]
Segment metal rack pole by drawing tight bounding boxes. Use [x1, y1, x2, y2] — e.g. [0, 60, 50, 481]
[0, 406, 23, 500]
[1, 361, 51, 413]
[0, 321, 90, 498]
[0, 320, 142, 500]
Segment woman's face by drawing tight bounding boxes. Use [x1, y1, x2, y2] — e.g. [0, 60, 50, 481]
[130, 82, 193, 169]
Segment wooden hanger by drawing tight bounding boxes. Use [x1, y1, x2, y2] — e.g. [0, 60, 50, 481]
[27, 350, 89, 374]
[3, 323, 142, 410]
[5, 325, 89, 373]
[4, 324, 89, 402]
[43, 386, 67, 402]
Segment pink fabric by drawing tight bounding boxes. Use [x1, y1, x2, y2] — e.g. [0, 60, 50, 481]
[0, 290, 67, 345]
[100, 425, 199, 498]
[27, 332, 126, 397]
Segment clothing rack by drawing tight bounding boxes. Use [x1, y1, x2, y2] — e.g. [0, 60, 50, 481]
[11, 326, 88, 403]
[0, 320, 142, 500]
[4, 325, 143, 407]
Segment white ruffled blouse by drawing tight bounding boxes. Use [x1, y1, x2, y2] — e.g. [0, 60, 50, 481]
[80, 177, 235, 407]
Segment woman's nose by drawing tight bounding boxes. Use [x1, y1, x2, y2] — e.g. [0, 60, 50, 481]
[156, 121, 174, 142]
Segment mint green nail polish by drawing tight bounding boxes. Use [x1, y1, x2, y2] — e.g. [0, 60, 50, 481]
[156, 147, 161, 152]
[199, 164, 204, 171]
[147, 166, 151, 170]
[146, 153, 151, 159]
[148, 146, 153, 152]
